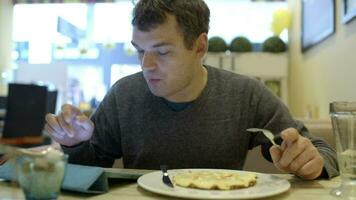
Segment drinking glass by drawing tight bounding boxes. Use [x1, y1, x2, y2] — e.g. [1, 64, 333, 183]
[330, 102, 356, 199]
[16, 150, 67, 200]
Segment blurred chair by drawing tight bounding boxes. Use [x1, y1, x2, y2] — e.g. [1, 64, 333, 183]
[0, 83, 57, 146]
[0, 96, 7, 109]
[0, 96, 7, 122]
[46, 90, 58, 114]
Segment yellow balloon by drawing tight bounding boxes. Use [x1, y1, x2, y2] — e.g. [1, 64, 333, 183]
[272, 9, 292, 36]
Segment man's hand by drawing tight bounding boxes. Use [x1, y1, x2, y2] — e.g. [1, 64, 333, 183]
[45, 104, 94, 147]
[269, 128, 325, 180]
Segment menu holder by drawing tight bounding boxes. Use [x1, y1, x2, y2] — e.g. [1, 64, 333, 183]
[0, 160, 152, 193]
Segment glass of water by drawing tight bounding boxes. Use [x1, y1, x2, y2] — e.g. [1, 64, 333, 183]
[330, 102, 356, 198]
[16, 148, 67, 200]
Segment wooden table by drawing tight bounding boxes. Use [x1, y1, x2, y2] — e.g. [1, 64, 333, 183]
[0, 174, 340, 200]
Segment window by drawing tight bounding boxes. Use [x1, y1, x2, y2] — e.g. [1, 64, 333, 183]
[205, 0, 288, 43]
[12, 0, 287, 107]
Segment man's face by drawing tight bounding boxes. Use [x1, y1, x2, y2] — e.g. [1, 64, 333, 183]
[132, 15, 202, 101]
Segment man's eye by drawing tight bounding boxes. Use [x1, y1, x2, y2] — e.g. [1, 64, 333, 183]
[137, 50, 144, 55]
[158, 51, 169, 56]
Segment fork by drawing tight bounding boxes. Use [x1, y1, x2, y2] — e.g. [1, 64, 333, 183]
[246, 128, 278, 146]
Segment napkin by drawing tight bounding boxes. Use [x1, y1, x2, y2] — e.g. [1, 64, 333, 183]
[0, 160, 151, 193]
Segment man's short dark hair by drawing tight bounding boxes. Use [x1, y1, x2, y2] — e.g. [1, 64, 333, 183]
[132, 0, 210, 50]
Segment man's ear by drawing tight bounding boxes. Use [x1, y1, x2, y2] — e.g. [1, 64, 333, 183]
[195, 33, 208, 58]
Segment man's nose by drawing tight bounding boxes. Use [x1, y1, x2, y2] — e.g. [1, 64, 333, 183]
[141, 52, 157, 71]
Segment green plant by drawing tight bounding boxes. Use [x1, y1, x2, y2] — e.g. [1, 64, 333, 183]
[229, 36, 253, 52]
[262, 36, 287, 53]
[208, 37, 228, 52]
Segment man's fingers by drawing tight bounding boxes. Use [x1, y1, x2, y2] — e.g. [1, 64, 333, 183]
[57, 113, 75, 138]
[50, 131, 65, 142]
[44, 123, 54, 134]
[296, 157, 324, 180]
[280, 128, 300, 145]
[44, 104, 93, 147]
[75, 115, 93, 132]
[44, 124, 64, 140]
[59, 104, 86, 137]
[288, 146, 315, 173]
[278, 137, 308, 168]
[61, 104, 81, 124]
[45, 114, 65, 136]
[277, 128, 301, 165]
[281, 140, 287, 151]
[270, 145, 287, 172]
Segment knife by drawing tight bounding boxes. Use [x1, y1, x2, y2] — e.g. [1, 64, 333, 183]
[160, 165, 174, 188]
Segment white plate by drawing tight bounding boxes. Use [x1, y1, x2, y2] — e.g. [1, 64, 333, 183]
[137, 169, 290, 199]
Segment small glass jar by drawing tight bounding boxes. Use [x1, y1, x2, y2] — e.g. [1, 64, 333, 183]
[16, 149, 67, 200]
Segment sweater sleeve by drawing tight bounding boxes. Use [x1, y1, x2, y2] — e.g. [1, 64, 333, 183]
[247, 79, 339, 179]
[62, 84, 122, 167]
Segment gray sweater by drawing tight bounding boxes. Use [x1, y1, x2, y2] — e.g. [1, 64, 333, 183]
[63, 66, 339, 178]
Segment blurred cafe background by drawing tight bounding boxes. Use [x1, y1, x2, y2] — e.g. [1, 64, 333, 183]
[0, 0, 355, 148]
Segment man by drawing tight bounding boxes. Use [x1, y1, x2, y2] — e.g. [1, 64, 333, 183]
[45, 0, 338, 180]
